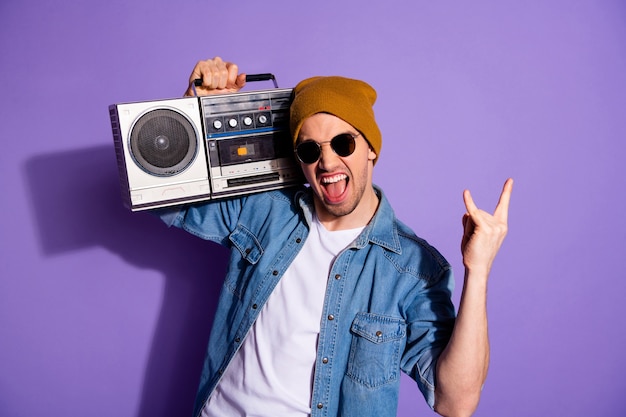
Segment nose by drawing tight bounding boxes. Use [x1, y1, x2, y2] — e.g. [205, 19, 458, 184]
[317, 142, 340, 169]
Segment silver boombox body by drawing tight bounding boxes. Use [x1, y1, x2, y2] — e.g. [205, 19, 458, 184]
[109, 88, 304, 211]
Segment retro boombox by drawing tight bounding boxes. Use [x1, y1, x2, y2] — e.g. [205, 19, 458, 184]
[109, 75, 304, 211]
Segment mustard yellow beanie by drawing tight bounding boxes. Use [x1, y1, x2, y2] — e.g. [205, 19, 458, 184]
[290, 76, 382, 163]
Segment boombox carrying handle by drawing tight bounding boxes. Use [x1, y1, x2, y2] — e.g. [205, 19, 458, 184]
[191, 73, 279, 96]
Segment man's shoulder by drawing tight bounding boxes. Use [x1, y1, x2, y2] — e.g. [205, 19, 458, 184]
[368, 188, 446, 264]
[230, 185, 311, 225]
[243, 185, 308, 207]
[388, 217, 451, 275]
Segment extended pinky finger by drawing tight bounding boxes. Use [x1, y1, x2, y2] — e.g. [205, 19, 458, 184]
[463, 189, 478, 214]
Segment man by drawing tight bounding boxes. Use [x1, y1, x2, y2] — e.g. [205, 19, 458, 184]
[163, 56, 513, 417]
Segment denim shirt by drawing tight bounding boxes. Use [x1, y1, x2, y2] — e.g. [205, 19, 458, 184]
[160, 185, 456, 417]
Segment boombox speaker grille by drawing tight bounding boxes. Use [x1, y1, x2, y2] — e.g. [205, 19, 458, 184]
[130, 108, 198, 176]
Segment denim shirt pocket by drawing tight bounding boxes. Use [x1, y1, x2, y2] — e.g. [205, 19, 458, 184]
[225, 225, 264, 297]
[346, 312, 407, 388]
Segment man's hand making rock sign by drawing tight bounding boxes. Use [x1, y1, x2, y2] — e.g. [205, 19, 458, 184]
[461, 178, 514, 277]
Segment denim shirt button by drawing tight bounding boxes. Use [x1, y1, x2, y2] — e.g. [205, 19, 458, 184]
[334, 274, 341, 280]
[252, 304, 258, 309]
[317, 403, 324, 409]
[327, 314, 335, 321]
[322, 357, 329, 364]
[272, 270, 279, 276]
[296, 238, 302, 243]
[376, 330, 383, 337]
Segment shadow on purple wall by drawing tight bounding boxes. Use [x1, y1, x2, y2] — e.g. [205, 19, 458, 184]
[24, 144, 228, 416]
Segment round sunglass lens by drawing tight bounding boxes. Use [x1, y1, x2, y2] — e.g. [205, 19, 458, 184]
[332, 134, 356, 157]
[296, 141, 321, 164]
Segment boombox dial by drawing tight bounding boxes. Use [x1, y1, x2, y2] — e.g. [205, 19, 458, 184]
[206, 110, 274, 135]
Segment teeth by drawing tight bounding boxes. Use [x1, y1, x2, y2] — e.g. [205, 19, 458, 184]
[322, 174, 347, 184]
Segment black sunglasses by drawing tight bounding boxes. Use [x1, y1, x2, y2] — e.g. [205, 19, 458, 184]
[295, 133, 360, 164]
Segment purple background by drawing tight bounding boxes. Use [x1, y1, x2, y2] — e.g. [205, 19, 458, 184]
[1, 1, 625, 416]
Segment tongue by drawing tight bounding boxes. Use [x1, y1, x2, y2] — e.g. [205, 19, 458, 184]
[325, 179, 347, 201]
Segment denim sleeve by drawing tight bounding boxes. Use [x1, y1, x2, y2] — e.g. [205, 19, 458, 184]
[153, 196, 247, 246]
[402, 266, 456, 409]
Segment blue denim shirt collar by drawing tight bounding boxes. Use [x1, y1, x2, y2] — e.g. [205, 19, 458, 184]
[296, 184, 402, 254]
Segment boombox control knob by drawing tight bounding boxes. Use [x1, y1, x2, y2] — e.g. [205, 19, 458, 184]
[212, 120, 223, 130]
[228, 118, 238, 128]
[258, 115, 268, 124]
[243, 116, 253, 126]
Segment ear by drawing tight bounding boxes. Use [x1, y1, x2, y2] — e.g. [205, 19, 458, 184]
[368, 147, 377, 161]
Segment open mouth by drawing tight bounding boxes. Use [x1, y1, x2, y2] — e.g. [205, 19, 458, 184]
[321, 173, 348, 203]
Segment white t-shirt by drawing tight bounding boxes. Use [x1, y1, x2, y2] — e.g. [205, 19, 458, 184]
[202, 215, 363, 417]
